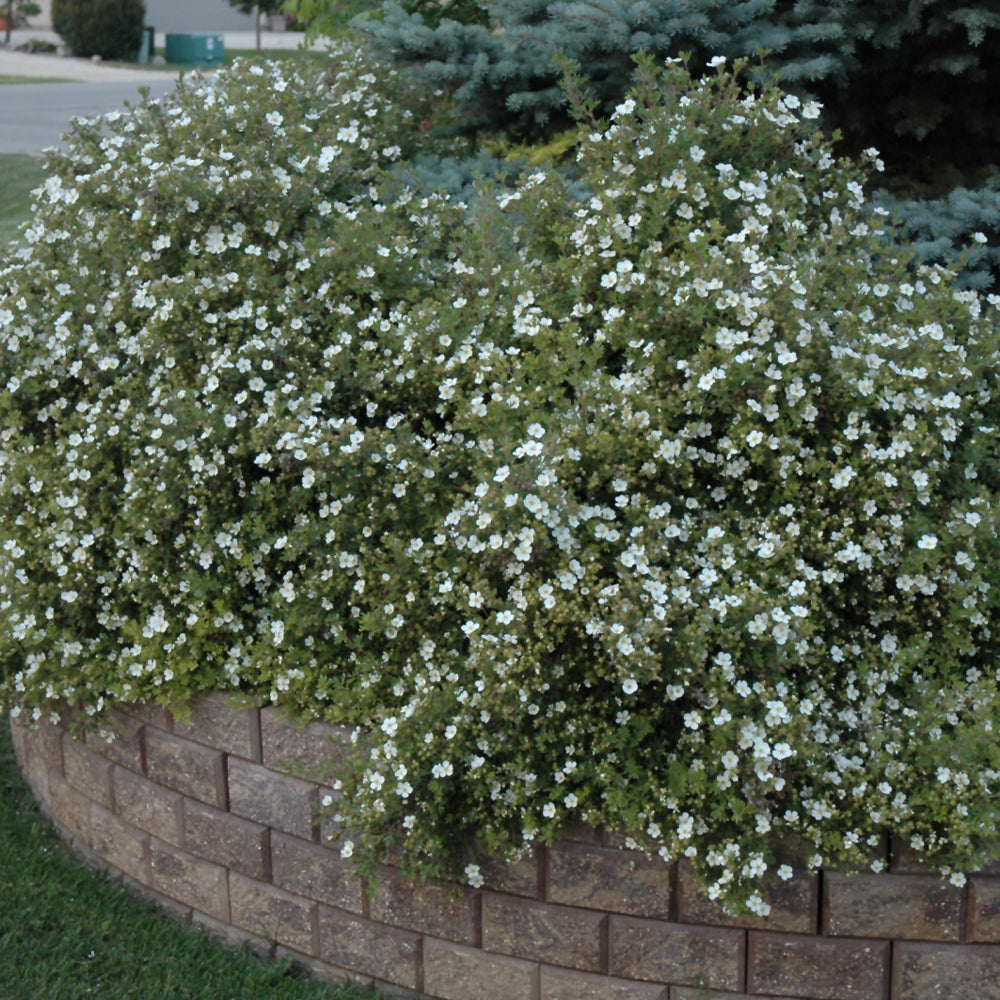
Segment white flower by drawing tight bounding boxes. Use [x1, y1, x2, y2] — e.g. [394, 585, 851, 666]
[622, 677, 638, 695]
[830, 467, 855, 489]
[465, 864, 484, 888]
[917, 535, 938, 550]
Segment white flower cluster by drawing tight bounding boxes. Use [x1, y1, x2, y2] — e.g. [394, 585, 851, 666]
[3, 53, 1000, 910]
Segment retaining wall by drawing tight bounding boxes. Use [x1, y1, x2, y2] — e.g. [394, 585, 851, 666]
[10, 693, 1000, 1000]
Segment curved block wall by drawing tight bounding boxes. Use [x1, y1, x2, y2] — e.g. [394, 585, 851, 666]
[11, 694, 1000, 1000]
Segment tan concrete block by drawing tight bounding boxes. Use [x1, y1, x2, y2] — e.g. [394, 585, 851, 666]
[89, 800, 149, 882]
[46, 770, 93, 844]
[62, 738, 114, 809]
[144, 727, 227, 807]
[824, 870, 964, 942]
[86, 708, 145, 772]
[172, 692, 261, 761]
[370, 867, 480, 945]
[270, 831, 365, 913]
[970, 877, 1000, 942]
[318, 906, 420, 990]
[260, 706, 354, 777]
[541, 964, 668, 999]
[549, 842, 673, 919]
[8, 716, 28, 771]
[229, 872, 316, 954]
[17, 732, 52, 810]
[150, 837, 229, 922]
[184, 799, 269, 880]
[29, 718, 66, 775]
[609, 915, 744, 991]
[116, 702, 173, 731]
[228, 758, 317, 840]
[112, 765, 184, 845]
[473, 844, 541, 898]
[482, 893, 606, 972]
[669, 990, 787, 1000]
[677, 860, 818, 934]
[423, 937, 539, 1000]
[893, 941, 1000, 1000]
[748, 931, 889, 999]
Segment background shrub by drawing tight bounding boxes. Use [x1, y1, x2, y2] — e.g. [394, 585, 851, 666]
[285, 0, 1000, 288]
[3, 47, 1000, 911]
[52, 0, 145, 61]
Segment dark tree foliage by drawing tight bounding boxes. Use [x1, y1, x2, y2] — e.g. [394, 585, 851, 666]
[51, 0, 145, 61]
[361, 0, 855, 142]
[360, 0, 1000, 287]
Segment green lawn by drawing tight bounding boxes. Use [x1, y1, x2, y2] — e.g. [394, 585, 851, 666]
[0, 719, 381, 1000]
[0, 75, 75, 83]
[0, 153, 44, 249]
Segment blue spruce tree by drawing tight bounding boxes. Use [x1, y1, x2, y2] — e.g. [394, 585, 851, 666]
[287, 0, 1000, 286]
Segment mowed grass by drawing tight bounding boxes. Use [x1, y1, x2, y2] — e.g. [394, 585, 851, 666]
[0, 720, 381, 1000]
[0, 153, 44, 248]
[0, 74, 75, 83]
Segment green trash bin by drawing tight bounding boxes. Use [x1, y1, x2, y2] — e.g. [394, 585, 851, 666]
[164, 33, 224, 67]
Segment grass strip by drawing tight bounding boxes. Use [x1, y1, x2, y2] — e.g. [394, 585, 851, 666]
[0, 75, 75, 84]
[0, 719, 378, 1000]
[0, 152, 44, 249]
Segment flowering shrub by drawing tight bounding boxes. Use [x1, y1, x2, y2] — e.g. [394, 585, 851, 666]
[3, 49, 1000, 911]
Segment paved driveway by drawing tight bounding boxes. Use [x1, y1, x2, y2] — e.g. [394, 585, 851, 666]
[0, 79, 181, 153]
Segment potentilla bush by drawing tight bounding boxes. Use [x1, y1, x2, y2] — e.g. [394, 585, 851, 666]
[3, 50, 1000, 912]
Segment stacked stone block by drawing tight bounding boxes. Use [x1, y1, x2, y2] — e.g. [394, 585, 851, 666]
[10, 695, 1000, 1000]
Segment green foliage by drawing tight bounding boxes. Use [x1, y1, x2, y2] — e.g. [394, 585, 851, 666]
[281, 0, 384, 39]
[51, 0, 145, 61]
[3, 46, 1000, 913]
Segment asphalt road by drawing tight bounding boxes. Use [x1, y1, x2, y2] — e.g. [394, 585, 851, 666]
[0, 78, 181, 154]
